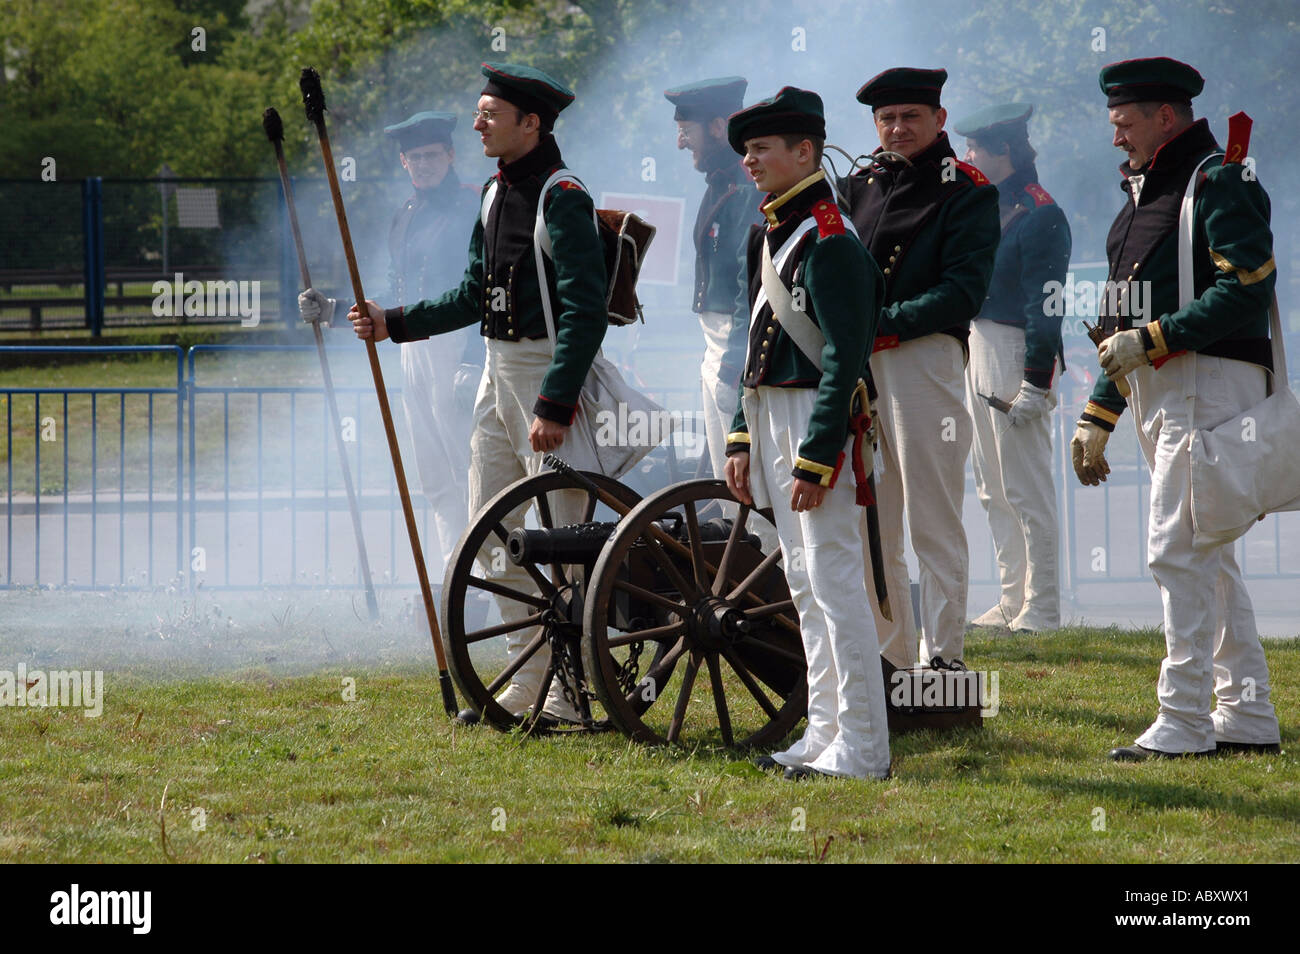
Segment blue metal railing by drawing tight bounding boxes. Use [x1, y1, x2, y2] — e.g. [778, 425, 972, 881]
[4, 343, 1298, 593]
[2, 345, 184, 588]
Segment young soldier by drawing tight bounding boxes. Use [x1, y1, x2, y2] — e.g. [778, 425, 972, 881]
[349, 63, 608, 723]
[1070, 58, 1281, 759]
[953, 103, 1072, 633]
[842, 68, 1001, 670]
[300, 111, 482, 579]
[722, 87, 891, 781]
[663, 77, 762, 478]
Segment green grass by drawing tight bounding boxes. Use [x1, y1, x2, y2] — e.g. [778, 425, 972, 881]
[1, 620, 1296, 863]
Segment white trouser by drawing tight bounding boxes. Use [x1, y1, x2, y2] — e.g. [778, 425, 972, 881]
[965, 320, 1060, 630]
[469, 337, 590, 714]
[1126, 352, 1280, 751]
[401, 330, 474, 579]
[868, 334, 972, 667]
[699, 310, 740, 481]
[744, 386, 892, 779]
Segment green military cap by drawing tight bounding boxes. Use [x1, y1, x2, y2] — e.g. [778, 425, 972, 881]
[727, 86, 826, 155]
[856, 67, 947, 109]
[952, 102, 1033, 140]
[1100, 57, 1204, 107]
[383, 111, 457, 151]
[480, 61, 575, 128]
[664, 76, 747, 122]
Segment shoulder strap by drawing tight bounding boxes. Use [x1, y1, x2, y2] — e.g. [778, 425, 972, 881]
[480, 179, 498, 229]
[532, 168, 600, 348]
[754, 219, 823, 369]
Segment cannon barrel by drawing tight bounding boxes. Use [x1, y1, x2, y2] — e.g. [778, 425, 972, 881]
[507, 521, 620, 566]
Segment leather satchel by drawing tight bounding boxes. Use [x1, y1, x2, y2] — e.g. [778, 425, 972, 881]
[1180, 155, 1300, 548]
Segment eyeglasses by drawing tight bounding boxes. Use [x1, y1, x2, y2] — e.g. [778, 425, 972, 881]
[472, 109, 504, 122]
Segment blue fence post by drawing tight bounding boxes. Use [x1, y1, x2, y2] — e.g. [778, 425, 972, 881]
[81, 177, 105, 337]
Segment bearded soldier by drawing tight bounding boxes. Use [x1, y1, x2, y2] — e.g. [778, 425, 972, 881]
[842, 68, 1000, 670]
[1071, 58, 1281, 760]
[663, 77, 762, 478]
[350, 63, 608, 723]
[954, 103, 1071, 634]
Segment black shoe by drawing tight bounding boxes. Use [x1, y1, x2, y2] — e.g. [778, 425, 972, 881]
[783, 765, 828, 781]
[753, 755, 781, 772]
[929, 656, 967, 672]
[1215, 740, 1281, 755]
[454, 708, 481, 725]
[1108, 744, 1216, 762]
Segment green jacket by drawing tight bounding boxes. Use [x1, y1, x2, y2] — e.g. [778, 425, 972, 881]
[1080, 119, 1276, 431]
[383, 135, 608, 424]
[975, 166, 1072, 389]
[841, 131, 1000, 352]
[724, 172, 884, 486]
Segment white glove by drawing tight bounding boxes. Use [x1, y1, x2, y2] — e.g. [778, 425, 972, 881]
[1098, 328, 1148, 381]
[453, 363, 482, 412]
[1006, 380, 1053, 427]
[298, 288, 337, 326]
[1070, 422, 1111, 486]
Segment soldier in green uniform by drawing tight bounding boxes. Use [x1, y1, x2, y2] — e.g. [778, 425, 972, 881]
[722, 87, 891, 780]
[300, 111, 482, 579]
[953, 103, 1072, 633]
[349, 62, 608, 723]
[663, 77, 763, 479]
[1069, 57, 1281, 759]
[841, 68, 1001, 670]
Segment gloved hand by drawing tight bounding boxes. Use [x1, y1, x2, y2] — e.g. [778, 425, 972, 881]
[1006, 380, 1053, 427]
[453, 363, 482, 413]
[1098, 328, 1148, 381]
[298, 287, 337, 326]
[1070, 421, 1111, 486]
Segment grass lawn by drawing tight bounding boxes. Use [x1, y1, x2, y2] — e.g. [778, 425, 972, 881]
[1, 610, 1296, 863]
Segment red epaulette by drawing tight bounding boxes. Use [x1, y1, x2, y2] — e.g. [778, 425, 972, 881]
[557, 179, 583, 191]
[1024, 182, 1054, 206]
[811, 200, 846, 238]
[953, 159, 990, 186]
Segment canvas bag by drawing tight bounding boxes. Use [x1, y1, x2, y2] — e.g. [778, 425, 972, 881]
[1181, 153, 1300, 548]
[529, 169, 667, 478]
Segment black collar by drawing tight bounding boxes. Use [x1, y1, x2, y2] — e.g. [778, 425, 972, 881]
[498, 134, 564, 186]
[997, 165, 1037, 207]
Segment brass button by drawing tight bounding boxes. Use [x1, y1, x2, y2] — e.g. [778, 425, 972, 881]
[867, 177, 874, 184]
[766, 325, 774, 334]
[761, 341, 769, 348]
[894, 245, 901, 252]
[884, 267, 891, 275]
[889, 255, 896, 263]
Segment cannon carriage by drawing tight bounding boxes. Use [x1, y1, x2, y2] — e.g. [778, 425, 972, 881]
[440, 456, 808, 748]
[440, 455, 982, 749]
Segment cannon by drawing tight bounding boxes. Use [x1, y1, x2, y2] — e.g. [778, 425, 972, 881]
[440, 457, 807, 748]
[440, 456, 982, 749]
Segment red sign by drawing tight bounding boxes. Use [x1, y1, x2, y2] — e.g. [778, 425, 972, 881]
[599, 192, 685, 286]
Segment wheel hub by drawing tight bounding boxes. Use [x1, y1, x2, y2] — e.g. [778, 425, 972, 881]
[688, 596, 751, 650]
